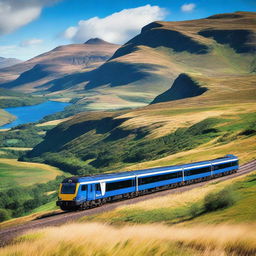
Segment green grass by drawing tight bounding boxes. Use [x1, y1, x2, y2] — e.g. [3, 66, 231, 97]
[31, 200, 58, 214]
[0, 159, 63, 191]
[26, 106, 256, 176]
[0, 88, 46, 109]
[0, 124, 52, 149]
[190, 173, 256, 224]
[82, 171, 256, 226]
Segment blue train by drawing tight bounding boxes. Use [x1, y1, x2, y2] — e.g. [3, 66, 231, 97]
[57, 154, 239, 210]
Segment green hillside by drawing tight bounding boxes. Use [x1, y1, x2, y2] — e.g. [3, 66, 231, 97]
[83, 171, 256, 225]
[0, 158, 63, 191]
[1, 172, 255, 256]
[36, 11, 256, 111]
[1, 10, 256, 226]
[0, 88, 45, 109]
[25, 100, 256, 176]
[23, 13, 256, 169]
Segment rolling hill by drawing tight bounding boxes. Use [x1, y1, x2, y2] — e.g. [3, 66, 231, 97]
[20, 12, 256, 176]
[24, 11, 255, 111]
[0, 39, 119, 92]
[0, 10, 255, 256]
[0, 12, 254, 112]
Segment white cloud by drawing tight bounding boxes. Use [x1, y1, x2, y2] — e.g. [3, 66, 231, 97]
[0, 0, 60, 36]
[64, 5, 167, 44]
[181, 3, 196, 12]
[20, 38, 43, 47]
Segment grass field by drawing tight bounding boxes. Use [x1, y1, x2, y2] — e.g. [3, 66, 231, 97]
[82, 171, 256, 226]
[0, 109, 15, 126]
[31, 200, 58, 214]
[0, 159, 63, 191]
[1, 222, 255, 256]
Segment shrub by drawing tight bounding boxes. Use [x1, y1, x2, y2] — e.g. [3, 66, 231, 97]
[188, 203, 202, 218]
[204, 187, 236, 212]
[0, 175, 66, 222]
[0, 209, 11, 222]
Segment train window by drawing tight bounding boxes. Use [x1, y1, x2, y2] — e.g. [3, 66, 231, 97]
[81, 185, 87, 191]
[106, 179, 134, 191]
[61, 183, 76, 194]
[138, 171, 182, 185]
[95, 183, 101, 192]
[213, 162, 233, 170]
[185, 166, 211, 176]
[231, 161, 238, 166]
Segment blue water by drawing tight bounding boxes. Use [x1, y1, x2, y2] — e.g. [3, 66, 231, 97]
[0, 101, 71, 129]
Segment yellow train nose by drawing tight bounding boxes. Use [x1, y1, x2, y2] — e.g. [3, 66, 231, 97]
[58, 183, 79, 201]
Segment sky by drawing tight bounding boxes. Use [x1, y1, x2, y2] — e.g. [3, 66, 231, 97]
[0, 0, 255, 60]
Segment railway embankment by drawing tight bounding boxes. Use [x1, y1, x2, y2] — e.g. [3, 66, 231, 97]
[0, 160, 255, 248]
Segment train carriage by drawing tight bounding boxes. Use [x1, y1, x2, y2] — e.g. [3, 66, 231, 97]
[57, 154, 239, 211]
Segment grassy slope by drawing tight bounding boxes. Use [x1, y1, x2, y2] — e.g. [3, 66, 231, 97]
[1, 173, 255, 256]
[26, 12, 256, 167]
[0, 109, 15, 126]
[0, 158, 63, 191]
[0, 88, 46, 109]
[1, 223, 255, 256]
[83, 171, 256, 226]
[27, 100, 256, 175]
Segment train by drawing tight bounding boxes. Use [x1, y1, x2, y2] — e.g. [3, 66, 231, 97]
[56, 154, 239, 211]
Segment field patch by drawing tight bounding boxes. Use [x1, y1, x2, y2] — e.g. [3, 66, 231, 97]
[0, 159, 63, 191]
[0, 109, 15, 126]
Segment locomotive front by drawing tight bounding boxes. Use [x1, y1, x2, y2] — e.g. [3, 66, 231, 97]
[56, 178, 81, 210]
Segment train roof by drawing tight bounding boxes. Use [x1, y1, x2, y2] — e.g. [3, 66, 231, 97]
[62, 154, 238, 184]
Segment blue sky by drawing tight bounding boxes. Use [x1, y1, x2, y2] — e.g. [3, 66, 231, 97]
[0, 0, 255, 60]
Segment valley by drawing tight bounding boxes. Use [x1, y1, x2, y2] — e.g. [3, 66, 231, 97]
[0, 9, 255, 256]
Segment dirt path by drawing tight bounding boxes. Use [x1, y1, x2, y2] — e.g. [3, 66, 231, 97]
[0, 160, 255, 247]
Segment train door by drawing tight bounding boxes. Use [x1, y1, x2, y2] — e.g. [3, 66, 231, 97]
[87, 184, 96, 201]
[95, 182, 106, 197]
[80, 184, 88, 201]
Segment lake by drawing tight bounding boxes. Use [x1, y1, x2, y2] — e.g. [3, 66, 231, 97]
[0, 101, 71, 129]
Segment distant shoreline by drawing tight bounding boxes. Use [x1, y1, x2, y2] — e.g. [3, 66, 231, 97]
[0, 100, 71, 129]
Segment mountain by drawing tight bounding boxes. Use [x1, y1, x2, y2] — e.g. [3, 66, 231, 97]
[23, 12, 256, 173]
[0, 39, 119, 92]
[1, 12, 255, 111]
[0, 57, 22, 69]
[34, 11, 256, 110]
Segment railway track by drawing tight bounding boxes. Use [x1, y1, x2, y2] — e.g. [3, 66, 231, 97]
[0, 160, 255, 247]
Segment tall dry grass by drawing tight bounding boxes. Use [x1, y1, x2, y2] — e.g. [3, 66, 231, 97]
[1, 223, 255, 256]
